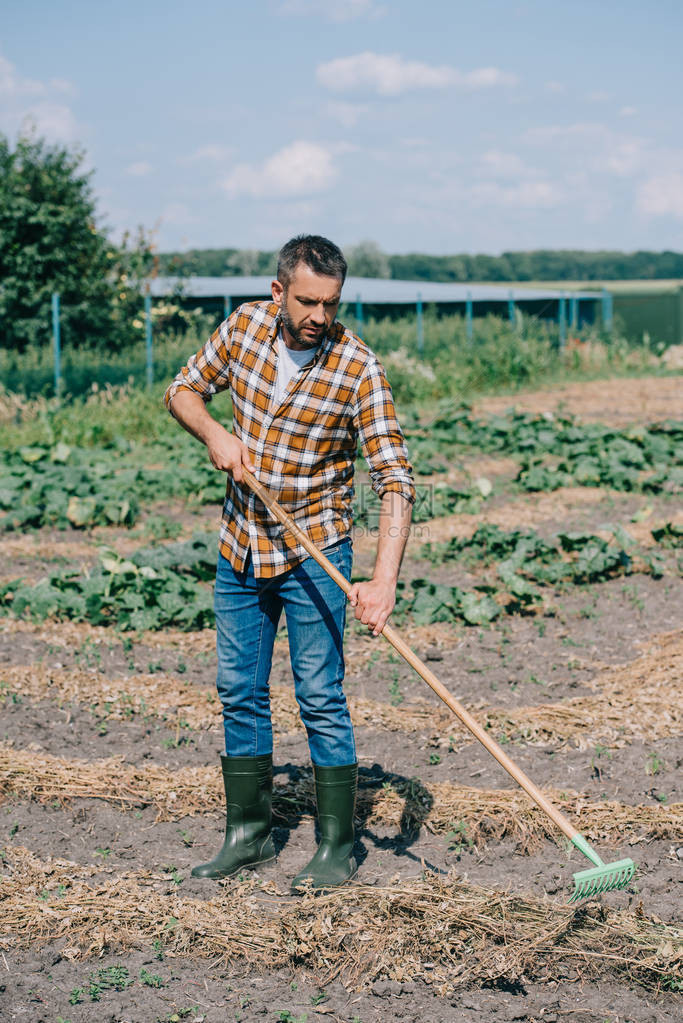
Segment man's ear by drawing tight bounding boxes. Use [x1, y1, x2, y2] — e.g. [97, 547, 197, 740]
[271, 279, 284, 308]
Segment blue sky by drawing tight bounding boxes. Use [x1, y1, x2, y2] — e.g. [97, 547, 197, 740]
[2, 0, 682, 254]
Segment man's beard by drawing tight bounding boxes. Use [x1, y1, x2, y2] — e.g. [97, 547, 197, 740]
[280, 307, 324, 349]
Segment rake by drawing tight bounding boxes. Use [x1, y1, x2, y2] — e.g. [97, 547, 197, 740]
[242, 468, 636, 903]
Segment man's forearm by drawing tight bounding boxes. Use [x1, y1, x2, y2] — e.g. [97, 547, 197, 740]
[168, 389, 223, 447]
[167, 389, 254, 480]
[372, 491, 412, 584]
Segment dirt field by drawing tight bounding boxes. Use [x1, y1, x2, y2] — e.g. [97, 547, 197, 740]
[1, 376, 681, 1022]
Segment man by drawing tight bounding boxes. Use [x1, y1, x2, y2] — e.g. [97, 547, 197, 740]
[164, 234, 415, 891]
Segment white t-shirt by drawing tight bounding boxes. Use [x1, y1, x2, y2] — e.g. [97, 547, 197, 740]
[272, 331, 319, 406]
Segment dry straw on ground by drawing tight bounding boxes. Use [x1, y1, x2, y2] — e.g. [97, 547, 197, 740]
[3, 629, 681, 749]
[1, 846, 680, 994]
[1, 746, 679, 850]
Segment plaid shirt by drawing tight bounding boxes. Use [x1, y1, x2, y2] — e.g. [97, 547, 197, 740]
[164, 300, 415, 578]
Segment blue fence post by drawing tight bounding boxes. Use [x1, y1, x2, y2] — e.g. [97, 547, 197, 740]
[508, 289, 515, 326]
[224, 296, 232, 320]
[355, 293, 363, 330]
[466, 290, 473, 342]
[570, 294, 578, 331]
[51, 292, 61, 398]
[145, 291, 153, 388]
[416, 292, 424, 358]
[601, 288, 613, 334]
[558, 292, 567, 349]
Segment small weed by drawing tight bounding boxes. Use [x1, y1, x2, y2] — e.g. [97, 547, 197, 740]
[70, 965, 132, 1004]
[311, 990, 326, 1005]
[447, 820, 474, 856]
[98, 722, 108, 736]
[534, 620, 546, 637]
[278, 1012, 307, 1023]
[140, 967, 165, 988]
[428, 753, 441, 766]
[148, 660, 163, 674]
[388, 669, 403, 706]
[646, 752, 664, 776]
[153, 938, 165, 960]
[591, 744, 612, 777]
[158, 1008, 201, 1023]
[162, 865, 184, 886]
[525, 673, 546, 686]
[9, 821, 18, 837]
[178, 828, 194, 848]
[176, 659, 187, 674]
[95, 847, 111, 859]
[621, 583, 645, 613]
[74, 637, 102, 669]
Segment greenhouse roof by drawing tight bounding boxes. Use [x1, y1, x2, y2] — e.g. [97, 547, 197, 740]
[148, 275, 602, 304]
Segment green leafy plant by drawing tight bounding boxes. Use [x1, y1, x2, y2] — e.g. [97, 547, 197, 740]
[140, 967, 165, 988]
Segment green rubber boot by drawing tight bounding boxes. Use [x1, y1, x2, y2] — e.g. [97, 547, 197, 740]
[191, 754, 276, 879]
[291, 762, 358, 893]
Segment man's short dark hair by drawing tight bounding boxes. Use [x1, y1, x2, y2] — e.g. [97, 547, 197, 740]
[277, 235, 347, 289]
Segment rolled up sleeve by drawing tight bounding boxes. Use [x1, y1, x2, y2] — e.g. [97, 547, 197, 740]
[163, 317, 233, 413]
[353, 357, 416, 506]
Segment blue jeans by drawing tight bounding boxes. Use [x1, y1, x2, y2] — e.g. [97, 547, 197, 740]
[214, 538, 356, 767]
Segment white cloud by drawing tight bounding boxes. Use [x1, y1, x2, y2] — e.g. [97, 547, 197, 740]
[471, 179, 564, 209]
[17, 103, 79, 143]
[326, 101, 369, 128]
[637, 173, 683, 218]
[620, 106, 638, 118]
[125, 160, 153, 177]
[0, 55, 79, 143]
[0, 55, 45, 98]
[480, 149, 532, 178]
[278, 0, 386, 21]
[316, 52, 517, 97]
[524, 122, 649, 177]
[221, 140, 338, 199]
[586, 90, 610, 103]
[545, 80, 566, 94]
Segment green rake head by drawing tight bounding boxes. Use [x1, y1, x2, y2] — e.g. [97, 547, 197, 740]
[570, 857, 636, 902]
[568, 834, 636, 903]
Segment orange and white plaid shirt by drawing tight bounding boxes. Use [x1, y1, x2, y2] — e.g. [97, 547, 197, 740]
[164, 300, 415, 578]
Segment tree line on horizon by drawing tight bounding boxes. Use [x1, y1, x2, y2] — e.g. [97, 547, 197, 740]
[158, 240, 683, 284]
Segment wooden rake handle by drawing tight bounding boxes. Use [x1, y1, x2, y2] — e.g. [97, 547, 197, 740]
[241, 467, 580, 845]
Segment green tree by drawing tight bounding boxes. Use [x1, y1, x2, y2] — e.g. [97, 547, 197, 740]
[0, 132, 153, 352]
[346, 240, 390, 278]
